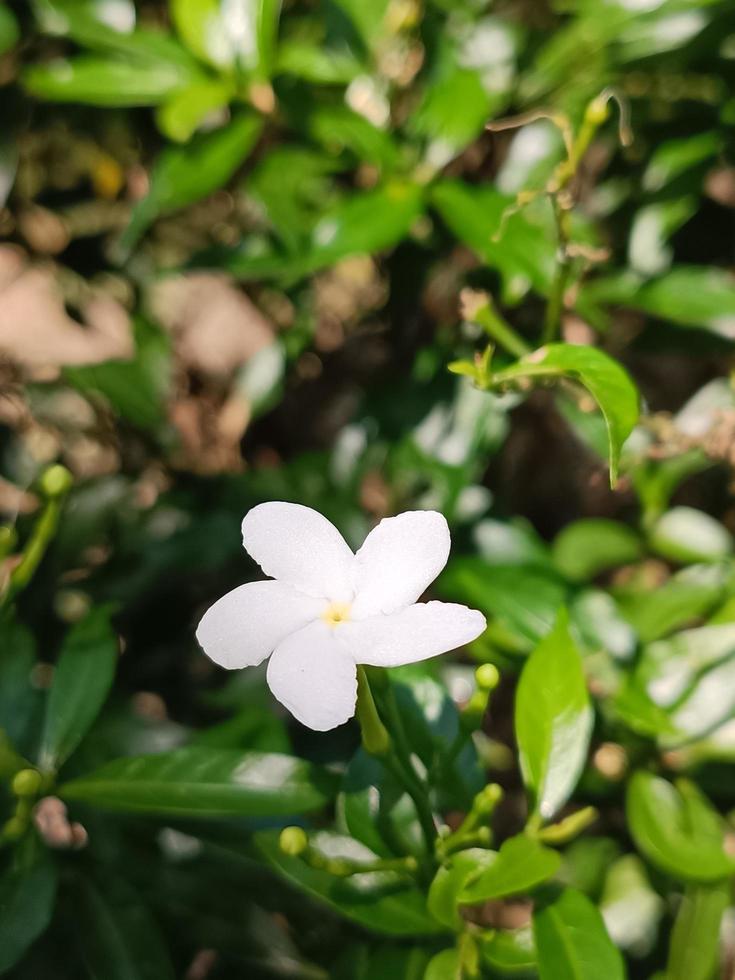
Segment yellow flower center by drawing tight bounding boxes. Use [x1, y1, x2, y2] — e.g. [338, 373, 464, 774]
[321, 601, 352, 627]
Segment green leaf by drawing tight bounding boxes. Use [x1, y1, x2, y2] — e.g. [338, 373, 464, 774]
[300, 182, 423, 274]
[431, 181, 556, 300]
[649, 507, 733, 565]
[38, 605, 118, 770]
[480, 927, 536, 976]
[515, 609, 593, 821]
[338, 748, 423, 859]
[666, 882, 729, 980]
[424, 948, 461, 980]
[599, 855, 664, 958]
[626, 771, 734, 882]
[494, 344, 639, 485]
[120, 112, 263, 251]
[552, 519, 643, 582]
[254, 830, 444, 936]
[428, 848, 497, 929]
[460, 835, 561, 905]
[276, 40, 361, 84]
[0, 856, 58, 975]
[533, 888, 626, 980]
[0, 5, 19, 55]
[0, 616, 42, 757]
[156, 79, 235, 142]
[635, 623, 735, 710]
[582, 267, 735, 338]
[438, 559, 567, 649]
[615, 565, 729, 643]
[23, 54, 194, 107]
[72, 875, 175, 980]
[171, 0, 281, 75]
[642, 133, 719, 191]
[60, 747, 338, 816]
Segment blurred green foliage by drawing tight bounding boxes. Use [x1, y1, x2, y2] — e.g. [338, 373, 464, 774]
[2, 0, 735, 977]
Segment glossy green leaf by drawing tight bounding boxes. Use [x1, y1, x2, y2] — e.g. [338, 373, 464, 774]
[438, 559, 566, 649]
[533, 888, 626, 980]
[667, 881, 728, 980]
[599, 855, 664, 958]
[571, 590, 637, 662]
[516, 610, 593, 821]
[650, 507, 733, 565]
[460, 835, 561, 904]
[635, 623, 735, 710]
[72, 875, 175, 980]
[23, 54, 194, 106]
[428, 848, 497, 929]
[255, 831, 444, 936]
[494, 344, 639, 485]
[120, 113, 263, 251]
[552, 519, 642, 582]
[614, 564, 729, 643]
[38, 606, 118, 770]
[626, 771, 734, 882]
[480, 927, 536, 976]
[171, 0, 281, 74]
[155, 79, 235, 142]
[0, 857, 58, 976]
[583, 267, 735, 338]
[59, 748, 338, 816]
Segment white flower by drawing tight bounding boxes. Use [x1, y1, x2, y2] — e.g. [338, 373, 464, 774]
[196, 503, 487, 731]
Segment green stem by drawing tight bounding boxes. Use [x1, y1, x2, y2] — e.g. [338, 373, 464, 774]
[475, 303, 531, 359]
[2, 466, 72, 607]
[365, 675, 438, 855]
[541, 200, 572, 345]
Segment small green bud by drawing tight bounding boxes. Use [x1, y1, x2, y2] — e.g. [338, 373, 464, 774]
[279, 826, 308, 857]
[39, 465, 73, 499]
[475, 663, 500, 692]
[585, 95, 610, 127]
[474, 782, 503, 816]
[537, 806, 598, 845]
[12, 769, 43, 798]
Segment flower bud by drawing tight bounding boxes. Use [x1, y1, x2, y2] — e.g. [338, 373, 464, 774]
[39, 465, 73, 499]
[475, 664, 500, 692]
[12, 768, 43, 798]
[279, 826, 308, 857]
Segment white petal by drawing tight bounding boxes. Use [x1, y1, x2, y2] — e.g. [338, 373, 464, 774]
[351, 511, 451, 617]
[267, 621, 358, 731]
[340, 601, 486, 667]
[196, 581, 322, 670]
[241, 501, 354, 600]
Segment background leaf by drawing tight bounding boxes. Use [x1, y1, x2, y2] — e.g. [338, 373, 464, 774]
[60, 748, 338, 816]
[515, 609, 594, 821]
[533, 888, 626, 980]
[38, 605, 118, 770]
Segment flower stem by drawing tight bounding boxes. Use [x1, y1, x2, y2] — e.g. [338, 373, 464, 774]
[474, 301, 530, 360]
[378, 680, 438, 853]
[356, 668, 438, 855]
